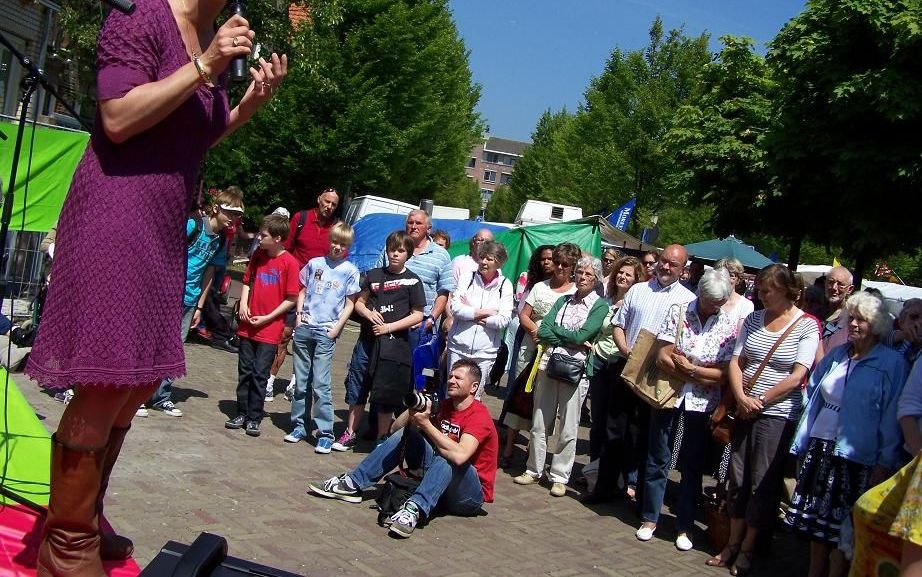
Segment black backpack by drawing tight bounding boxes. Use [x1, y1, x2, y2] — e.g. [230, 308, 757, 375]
[374, 472, 421, 527]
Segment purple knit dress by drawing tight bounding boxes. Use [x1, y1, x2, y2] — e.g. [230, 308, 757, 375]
[26, 0, 229, 389]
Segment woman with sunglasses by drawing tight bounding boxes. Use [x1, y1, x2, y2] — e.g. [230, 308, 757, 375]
[641, 250, 660, 281]
[500, 243, 581, 468]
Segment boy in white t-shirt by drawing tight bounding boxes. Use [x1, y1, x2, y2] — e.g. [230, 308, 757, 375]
[284, 222, 361, 453]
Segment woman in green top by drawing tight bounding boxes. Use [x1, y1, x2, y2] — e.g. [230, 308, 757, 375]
[514, 256, 610, 497]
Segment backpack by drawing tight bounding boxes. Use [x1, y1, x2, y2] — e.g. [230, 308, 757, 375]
[187, 216, 226, 254]
[289, 210, 309, 249]
[374, 472, 421, 527]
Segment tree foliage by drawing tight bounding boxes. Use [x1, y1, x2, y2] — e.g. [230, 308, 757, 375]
[766, 0, 922, 277]
[508, 18, 710, 232]
[204, 0, 483, 218]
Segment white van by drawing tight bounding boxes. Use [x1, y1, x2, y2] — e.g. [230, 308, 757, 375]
[514, 200, 583, 226]
[344, 195, 418, 225]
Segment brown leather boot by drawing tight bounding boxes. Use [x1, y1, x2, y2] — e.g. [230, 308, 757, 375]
[98, 426, 134, 560]
[37, 434, 106, 577]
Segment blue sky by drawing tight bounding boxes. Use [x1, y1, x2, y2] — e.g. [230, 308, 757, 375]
[448, 0, 807, 142]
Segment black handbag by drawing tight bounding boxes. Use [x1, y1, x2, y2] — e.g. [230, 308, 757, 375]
[546, 352, 585, 386]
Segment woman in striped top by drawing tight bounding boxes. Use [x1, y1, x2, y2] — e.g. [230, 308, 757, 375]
[708, 264, 820, 575]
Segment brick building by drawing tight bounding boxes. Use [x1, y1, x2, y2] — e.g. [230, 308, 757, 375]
[464, 135, 529, 205]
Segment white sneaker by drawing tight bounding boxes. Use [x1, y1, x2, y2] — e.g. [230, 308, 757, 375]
[265, 375, 276, 402]
[635, 524, 656, 541]
[135, 406, 149, 418]
[675, 533, 693, 551]
[154, 400, 183, 417]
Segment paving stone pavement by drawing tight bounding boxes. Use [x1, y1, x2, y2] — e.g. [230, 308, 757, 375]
[20, 323, 809, 576]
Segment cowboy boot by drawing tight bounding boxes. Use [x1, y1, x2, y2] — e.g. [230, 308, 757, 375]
[36, 434, 106, 577]
[98, 426, 134, 560]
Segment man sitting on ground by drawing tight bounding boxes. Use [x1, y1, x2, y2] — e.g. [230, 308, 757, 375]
[308, 359, 498, 538]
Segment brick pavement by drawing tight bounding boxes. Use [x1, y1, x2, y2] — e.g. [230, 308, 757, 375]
[20, 323, 808, 576]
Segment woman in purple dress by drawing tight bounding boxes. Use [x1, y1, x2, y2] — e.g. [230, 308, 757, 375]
[26, 0, 286, 574]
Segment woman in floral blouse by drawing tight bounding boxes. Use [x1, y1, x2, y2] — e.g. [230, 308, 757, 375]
[634, 268, 739, 552]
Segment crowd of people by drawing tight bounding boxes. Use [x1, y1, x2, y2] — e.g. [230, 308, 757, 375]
[26, 1, 917, 574]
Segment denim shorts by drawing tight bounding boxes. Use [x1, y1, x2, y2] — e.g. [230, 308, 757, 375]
[344, 338, 373, 406]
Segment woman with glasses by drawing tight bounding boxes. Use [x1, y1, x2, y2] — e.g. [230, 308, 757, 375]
[514, 256, 609, 496]
[600, 248, 621, 297]
[500, 243, 580, 468]
[641, 250, 660, 281]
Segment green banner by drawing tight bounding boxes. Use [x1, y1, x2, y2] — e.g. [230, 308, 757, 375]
[0, 367, 51, 506]
[449, 217, 603, 283]
[0, 119, 89, 232]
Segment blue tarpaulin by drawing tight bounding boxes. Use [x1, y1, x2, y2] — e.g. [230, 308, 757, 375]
[348, 213, 509, 272]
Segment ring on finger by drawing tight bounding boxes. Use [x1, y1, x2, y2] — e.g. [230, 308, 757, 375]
[232, 36, 239, 47]
[261, 81, 271, 89]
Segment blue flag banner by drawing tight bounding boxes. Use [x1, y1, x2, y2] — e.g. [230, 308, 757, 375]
[607, 197, 636, 231]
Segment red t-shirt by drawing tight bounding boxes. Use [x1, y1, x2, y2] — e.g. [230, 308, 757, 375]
[284, 209, 335, 268]
[435, 400, 498, 503]
[237, 249, 301, 344]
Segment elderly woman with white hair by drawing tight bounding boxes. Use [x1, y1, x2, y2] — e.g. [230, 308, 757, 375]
[785, 291, 909, 577]
[633, 269, 739, 551]
[715, 258, 755, 331]
[514, 256, 609, 497]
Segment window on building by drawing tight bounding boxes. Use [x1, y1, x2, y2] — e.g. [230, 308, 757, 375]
[0, 47, 13, 116]
[551, 206, 565, 220]
[467, 157, 476, 168]
[504, 156, 517, 166]
[482, 151, 500, 163]
[500, 173, 512, 185]
[483, 170, 497, 183]
[480, 189, 493, 202]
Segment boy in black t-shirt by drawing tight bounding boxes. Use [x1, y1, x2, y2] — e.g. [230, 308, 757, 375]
[332, 231, 426, 450]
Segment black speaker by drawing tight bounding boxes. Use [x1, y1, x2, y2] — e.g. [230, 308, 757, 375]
[140, 532, 304, 577]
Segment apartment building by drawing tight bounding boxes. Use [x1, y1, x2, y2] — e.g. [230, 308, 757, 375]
[464, 136, 529, 204]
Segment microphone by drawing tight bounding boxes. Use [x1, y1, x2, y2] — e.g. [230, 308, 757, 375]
[228, 0, 249, 82]
[104, 0, 135, 15]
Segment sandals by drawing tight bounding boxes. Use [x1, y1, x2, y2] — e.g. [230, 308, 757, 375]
[730, 549, 754, 576]
[705, 542, 740, 568]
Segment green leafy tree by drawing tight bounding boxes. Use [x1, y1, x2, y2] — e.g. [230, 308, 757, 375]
[205, 0, 483, 218]
[767, 0, 922, 280]
[484, 184, 520, 223]
[509, 18, 711, 232]
[666, 36, 780, 241]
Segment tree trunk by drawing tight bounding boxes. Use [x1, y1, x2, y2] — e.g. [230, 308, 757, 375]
[787, 234, 803, 271]
[853, 251, 867, 290]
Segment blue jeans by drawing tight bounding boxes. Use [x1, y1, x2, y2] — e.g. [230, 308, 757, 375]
[641, 406, 710, 531]
[150, 305, 196, 407]
[290, 324, 337, 439]
[348, 427, 483, 517]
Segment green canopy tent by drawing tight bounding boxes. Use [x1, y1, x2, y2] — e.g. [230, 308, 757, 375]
[448, 216, 655, 284]
[684, 235, 774, 271]
[0, 369, 51, 506]
[0, 119, 89, 232]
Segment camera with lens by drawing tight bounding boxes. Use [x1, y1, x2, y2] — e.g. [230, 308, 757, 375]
[403, 367, 439, 414]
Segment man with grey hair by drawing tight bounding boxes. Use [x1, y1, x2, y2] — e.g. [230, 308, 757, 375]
[822, 265, 855, 350]
[592, 244, 695, 505]
[452, 228, 494, 286]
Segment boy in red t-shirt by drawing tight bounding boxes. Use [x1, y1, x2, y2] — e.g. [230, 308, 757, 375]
[226, 215, 300, 437]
